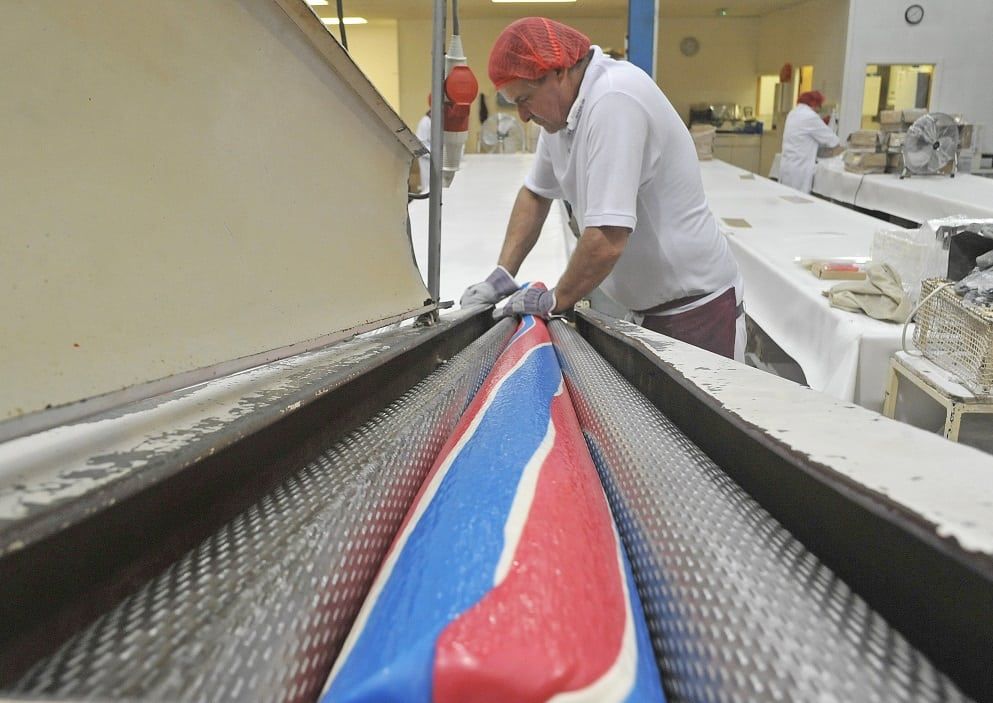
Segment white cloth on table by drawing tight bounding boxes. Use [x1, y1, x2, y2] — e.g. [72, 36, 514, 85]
[779, 103, 840, 194]
[415, 114, 431, 193]
[698, 159, 911, 411]
[813, 157, 993, 223]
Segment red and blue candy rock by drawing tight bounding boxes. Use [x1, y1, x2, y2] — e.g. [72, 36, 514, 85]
[321, 315, 665, 702]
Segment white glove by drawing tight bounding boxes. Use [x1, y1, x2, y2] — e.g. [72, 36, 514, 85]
[460, 266, 519, 307]
[494, 285, 557, 320]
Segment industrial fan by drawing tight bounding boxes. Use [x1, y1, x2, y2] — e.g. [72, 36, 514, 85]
[478, 113, 525, 153]
[902, 112, 960, 178]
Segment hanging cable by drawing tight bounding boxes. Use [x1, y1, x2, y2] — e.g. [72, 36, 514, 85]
[336, 0, 348, 50]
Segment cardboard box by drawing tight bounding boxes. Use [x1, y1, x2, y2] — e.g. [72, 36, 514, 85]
[848, 130, 881, 149]
[885, 132, 906, 152]
[902, 108, 927, 125]
[886, 152, 905, 173]
[879, 109, 903, 125]
[844, 150, 887, 174]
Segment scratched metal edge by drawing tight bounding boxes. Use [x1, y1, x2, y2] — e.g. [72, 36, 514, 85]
[0, 304, 439, 445]
[0, 309, 495, 687]
[575, 308, 993, 574]
[0, 308, 486, 557]
[570, 310, 993, 702]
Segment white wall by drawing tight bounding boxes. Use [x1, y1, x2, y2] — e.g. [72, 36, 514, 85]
[757, 0, 849, 107]
[655, 3, 851, 126]
[840, 0, 993, 151]
[341, 20, 400, 110]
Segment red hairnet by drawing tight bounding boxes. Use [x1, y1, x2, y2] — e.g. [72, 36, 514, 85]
[797, 91, 825, 109]
[488, 17, 591, 89]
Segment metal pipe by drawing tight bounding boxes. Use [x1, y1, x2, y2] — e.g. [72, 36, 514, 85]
[427, 0, 446, 302]
[335, 0, 348, 50]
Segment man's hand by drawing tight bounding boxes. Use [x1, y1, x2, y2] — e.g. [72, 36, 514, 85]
[494, 285, 557, 320]
[460, 266, 519, 307]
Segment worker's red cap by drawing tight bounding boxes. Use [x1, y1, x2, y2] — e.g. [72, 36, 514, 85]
[488, 17, 591, 89]
[798, 90, 825, 108]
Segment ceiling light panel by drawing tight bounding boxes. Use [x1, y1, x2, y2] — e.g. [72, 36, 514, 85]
[322, 16, 369, 24]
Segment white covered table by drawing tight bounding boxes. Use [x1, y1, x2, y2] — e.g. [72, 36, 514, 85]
[812, 156, 993, 223]
[700, 159, 909, 411]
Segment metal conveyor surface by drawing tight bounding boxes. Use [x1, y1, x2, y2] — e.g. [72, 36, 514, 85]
[549, 320, 968, 702]
[2, 317, 976, 702]
[8, 321, 516, 703]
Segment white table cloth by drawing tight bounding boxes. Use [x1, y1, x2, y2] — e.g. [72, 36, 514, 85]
[701, 160, 910, 411]
[812, 156, 993, 223]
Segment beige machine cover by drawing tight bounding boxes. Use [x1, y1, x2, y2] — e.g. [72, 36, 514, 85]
[0, 1, 430, 430]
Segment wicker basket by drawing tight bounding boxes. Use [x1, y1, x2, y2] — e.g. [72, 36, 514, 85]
[913, 278, 993, 395]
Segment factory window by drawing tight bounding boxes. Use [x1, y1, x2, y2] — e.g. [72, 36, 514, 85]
[861, 63, 934, 129]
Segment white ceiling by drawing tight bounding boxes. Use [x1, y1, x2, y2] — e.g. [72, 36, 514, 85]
[314, 0, 814, 21]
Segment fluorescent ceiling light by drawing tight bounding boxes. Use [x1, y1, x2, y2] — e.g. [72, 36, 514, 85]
[306, 0, 328, 5]
[322, 16, 368, 25]
[492, 0, 576, 3]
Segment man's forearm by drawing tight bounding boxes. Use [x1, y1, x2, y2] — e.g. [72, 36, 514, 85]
[497, 187, 553, 276]
[553, 225, 629, 312]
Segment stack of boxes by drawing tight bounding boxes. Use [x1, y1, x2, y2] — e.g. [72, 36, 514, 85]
[690, 124, 716, 161]
[842, 108, 930, 174]
[843, 129, 886, 174]
[844, 110, 978, 176]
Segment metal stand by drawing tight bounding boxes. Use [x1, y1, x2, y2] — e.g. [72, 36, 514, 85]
[882, 351, 993, 441]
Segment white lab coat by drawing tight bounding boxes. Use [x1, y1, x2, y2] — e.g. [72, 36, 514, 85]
[779, 103, 840, 193]
[415, 114, 431, 193]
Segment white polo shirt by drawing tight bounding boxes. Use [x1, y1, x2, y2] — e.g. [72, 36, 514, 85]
[524, 46, 739, 313]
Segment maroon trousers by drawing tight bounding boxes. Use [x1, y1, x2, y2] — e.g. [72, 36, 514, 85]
[639, 288, 738, 359]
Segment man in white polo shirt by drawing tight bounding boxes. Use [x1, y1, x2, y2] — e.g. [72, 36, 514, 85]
[460, 17, 744, 359]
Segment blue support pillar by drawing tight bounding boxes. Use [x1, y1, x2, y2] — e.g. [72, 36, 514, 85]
[627, 0, 657, 79]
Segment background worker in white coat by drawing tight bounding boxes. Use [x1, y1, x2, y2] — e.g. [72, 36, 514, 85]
[779, 90, 844, 193]
[460, 17, 745, 360]
[415, 95, 431, 193]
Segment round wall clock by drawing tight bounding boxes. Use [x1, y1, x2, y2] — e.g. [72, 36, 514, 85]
[905, 4, 924, 24]
[679, 36, 700, 57]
